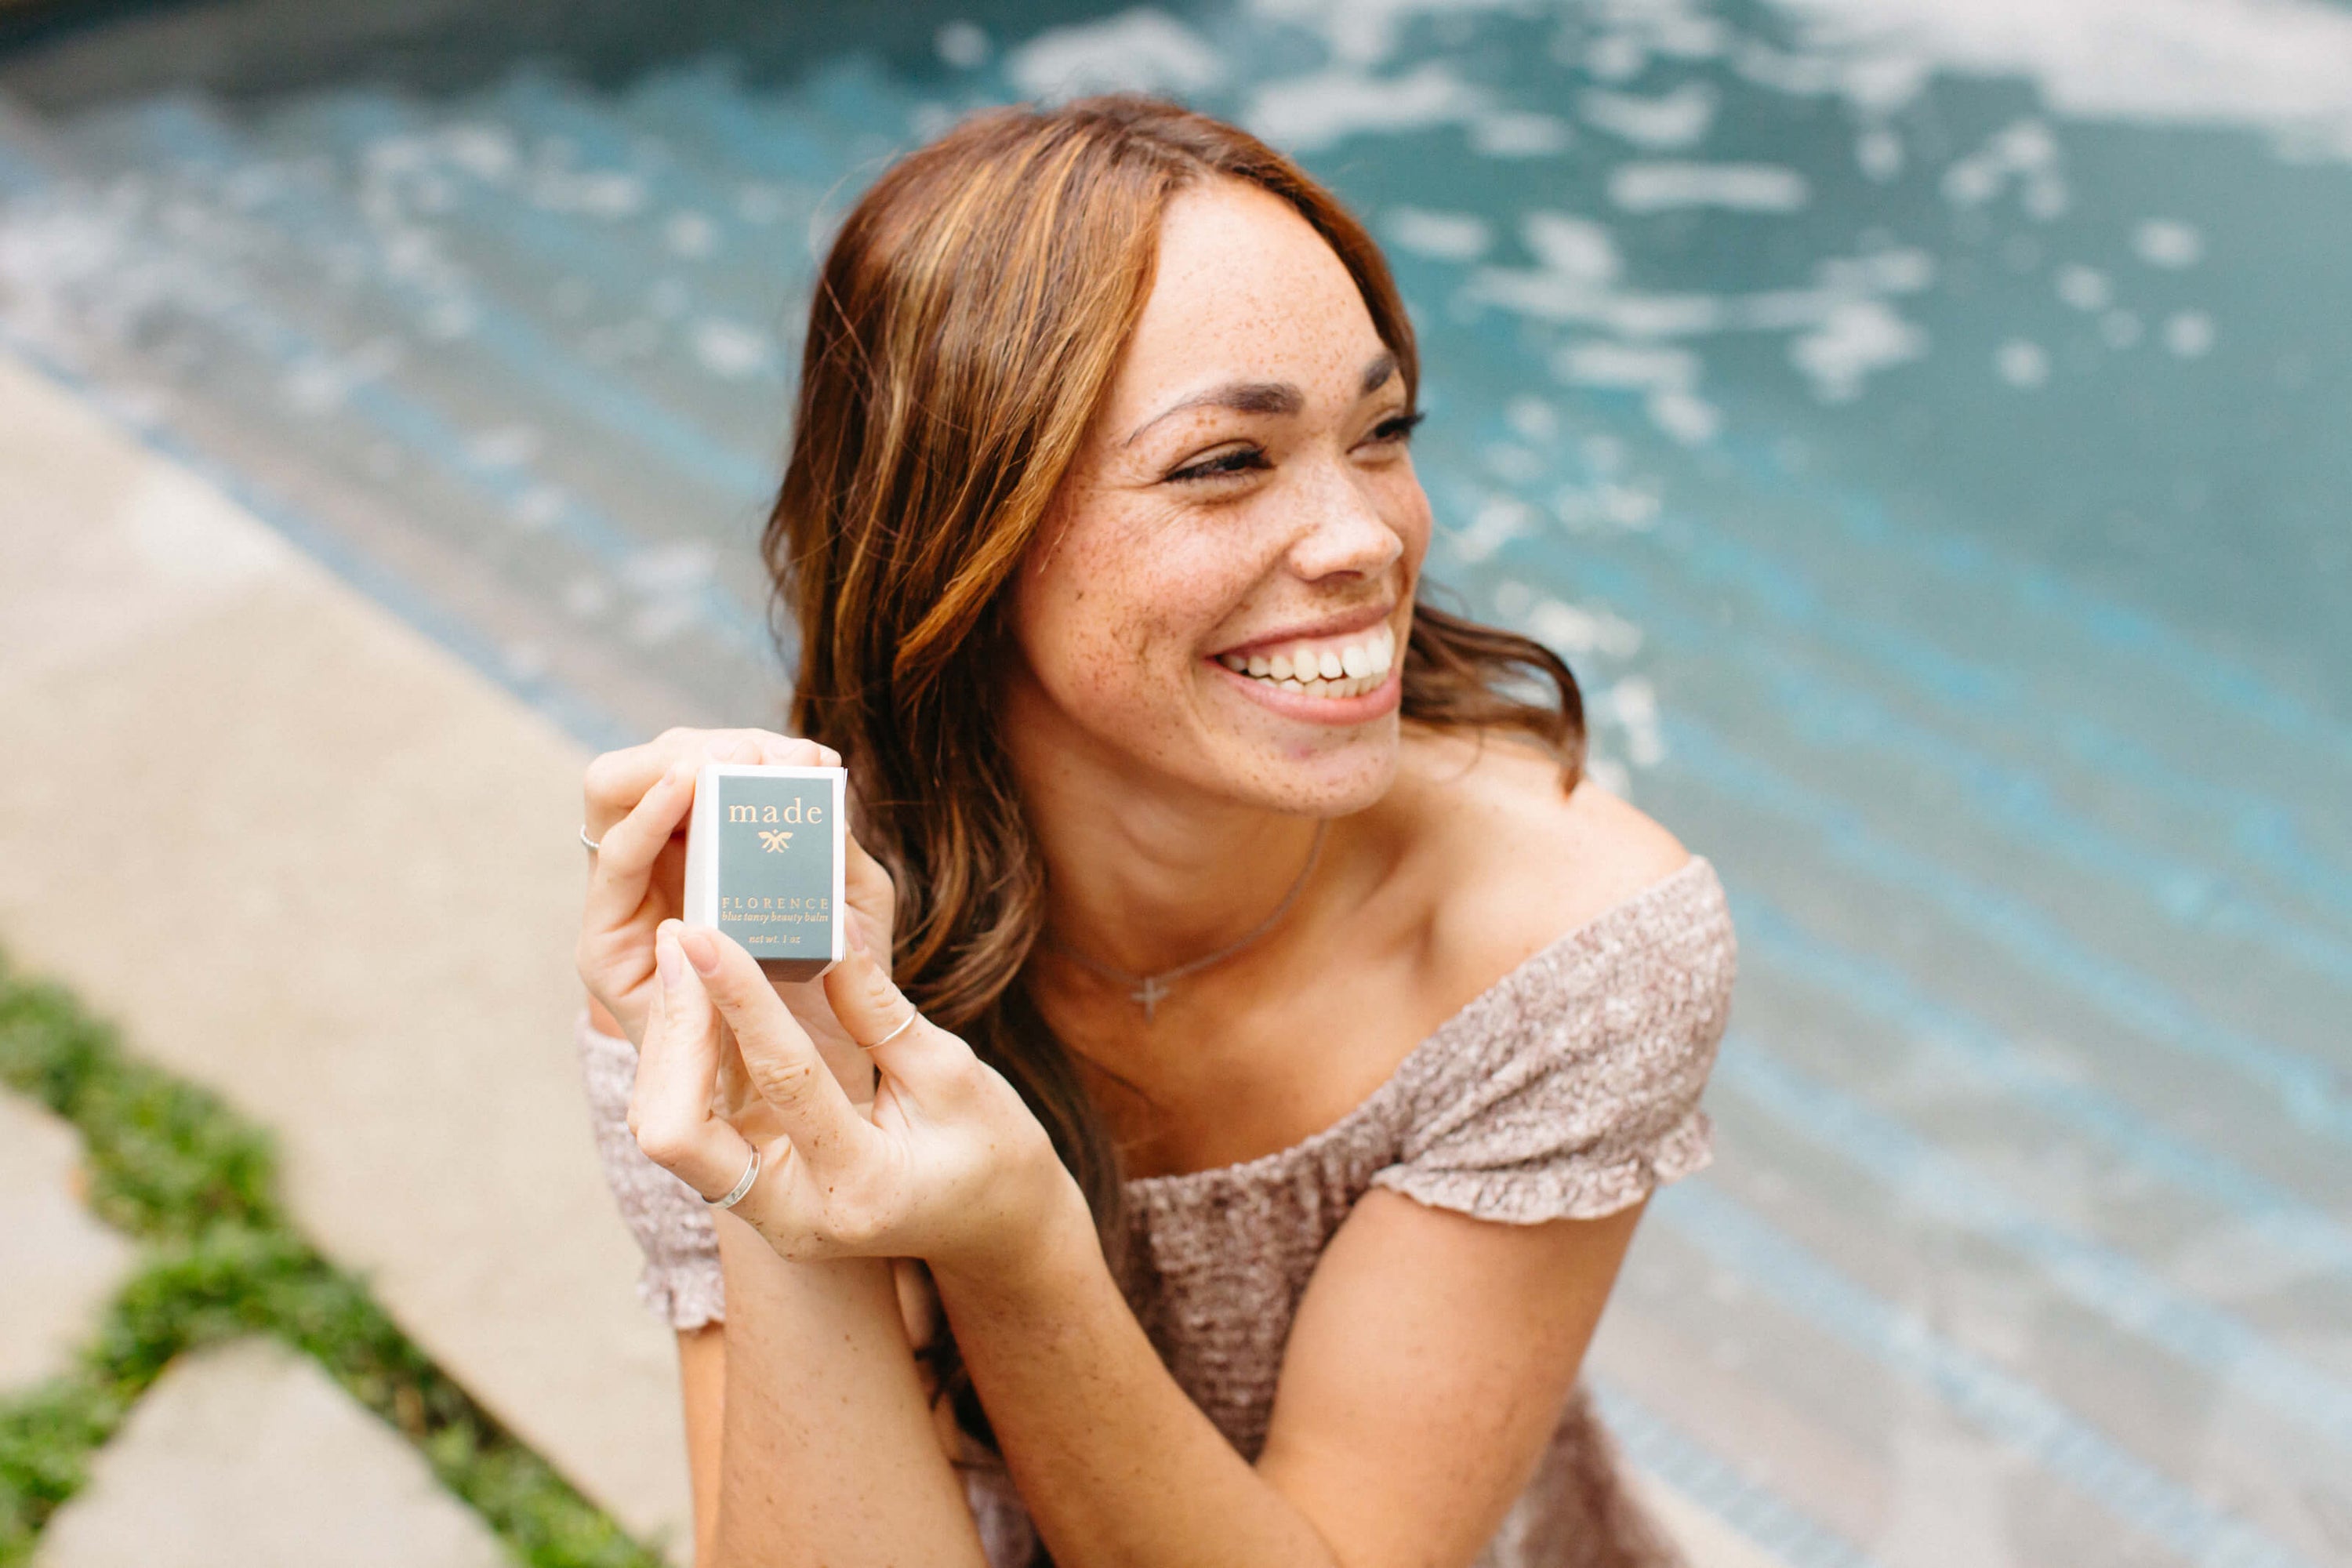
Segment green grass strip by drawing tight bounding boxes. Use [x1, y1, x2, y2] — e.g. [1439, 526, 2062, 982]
[0, 953, 673, 1568]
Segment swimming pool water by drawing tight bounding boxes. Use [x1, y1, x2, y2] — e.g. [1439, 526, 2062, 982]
[2, 2, 2347, 1563]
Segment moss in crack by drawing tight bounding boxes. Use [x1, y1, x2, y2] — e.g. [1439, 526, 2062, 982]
[0, 956, 670, 1568]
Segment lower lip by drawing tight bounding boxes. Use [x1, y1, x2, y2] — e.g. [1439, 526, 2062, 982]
[1206, 657, 1403, 724]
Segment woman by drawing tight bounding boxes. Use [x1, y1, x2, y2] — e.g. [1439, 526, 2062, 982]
[574, 96, 1735, 1568]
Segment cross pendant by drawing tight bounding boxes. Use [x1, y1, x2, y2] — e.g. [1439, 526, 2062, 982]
[1133, 975, 1172, 1022]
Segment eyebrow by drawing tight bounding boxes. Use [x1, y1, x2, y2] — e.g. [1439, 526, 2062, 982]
[1122, 350, 1400, 446]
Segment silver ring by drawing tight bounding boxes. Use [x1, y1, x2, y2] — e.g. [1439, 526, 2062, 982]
[579, 824, 602, 854]
[862, 1009, 920, 1051]
[707, 1145, 760, 1210]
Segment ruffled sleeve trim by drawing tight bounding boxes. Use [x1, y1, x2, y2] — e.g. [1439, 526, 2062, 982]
[1368, 857, 1735, 1227]
[574, 1011, 727, 1330]
[1370, 1106, 1714, 1225]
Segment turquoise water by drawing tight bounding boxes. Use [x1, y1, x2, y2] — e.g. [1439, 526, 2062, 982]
[2, 3, 2348, 1563]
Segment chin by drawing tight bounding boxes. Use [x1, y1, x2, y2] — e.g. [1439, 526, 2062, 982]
[1200, 715, 1403, 818]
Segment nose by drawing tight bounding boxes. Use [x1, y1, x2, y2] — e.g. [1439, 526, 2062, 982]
[1283, 456, 1405, 584]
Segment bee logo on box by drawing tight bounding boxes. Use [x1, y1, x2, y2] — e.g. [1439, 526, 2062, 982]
[757, 829, 793, 852]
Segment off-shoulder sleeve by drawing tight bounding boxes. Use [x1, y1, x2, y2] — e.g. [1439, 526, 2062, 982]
[1369, 857, 1735, 1225]
[574, 1011, 726, 1330]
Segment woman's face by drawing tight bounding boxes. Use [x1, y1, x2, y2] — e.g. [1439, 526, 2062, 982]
[1007, 177, 1432, 818]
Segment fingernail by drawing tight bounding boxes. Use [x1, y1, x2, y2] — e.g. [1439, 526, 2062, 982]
[658, 934, 686, 991]
[679, 927, 720, 975]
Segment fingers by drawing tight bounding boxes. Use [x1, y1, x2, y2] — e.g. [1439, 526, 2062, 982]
[822, 940, 942, 1071]
[584, 729, 843, 838]
[842, 831, 898, 966]
[630, 925, 758, 1201]
[677, 926, 874, 1171]
[583, 759, 696, 931]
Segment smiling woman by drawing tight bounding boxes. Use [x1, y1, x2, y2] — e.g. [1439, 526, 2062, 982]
[571, 95, 1734, 1568]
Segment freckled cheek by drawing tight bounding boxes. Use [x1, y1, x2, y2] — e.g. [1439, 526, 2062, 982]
[1035, 516, 1236, 708]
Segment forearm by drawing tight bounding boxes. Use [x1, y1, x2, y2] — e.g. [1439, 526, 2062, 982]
[931, 1196, 1342, 1568]
[710, 1213, 988, 1567]
[677, 1326, 725, 1566]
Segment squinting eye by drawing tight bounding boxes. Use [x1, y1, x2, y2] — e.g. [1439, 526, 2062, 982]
[1167, 447, 1269, 483]
[1367, 410, 1425, 445]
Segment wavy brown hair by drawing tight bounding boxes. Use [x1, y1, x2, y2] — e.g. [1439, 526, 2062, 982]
[764, 94, 1584, 1463]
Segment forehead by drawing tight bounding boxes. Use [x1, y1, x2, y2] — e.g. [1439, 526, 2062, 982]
[1107, 177, 1387, 414]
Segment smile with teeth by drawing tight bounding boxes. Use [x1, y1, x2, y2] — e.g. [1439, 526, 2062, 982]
[1214, 623, 1398, 699]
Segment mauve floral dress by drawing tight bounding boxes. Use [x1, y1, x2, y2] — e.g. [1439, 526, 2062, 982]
[576, 854, 1736, 1567]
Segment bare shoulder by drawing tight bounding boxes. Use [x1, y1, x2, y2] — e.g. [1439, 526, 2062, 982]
[1389, 728, 1693, 985]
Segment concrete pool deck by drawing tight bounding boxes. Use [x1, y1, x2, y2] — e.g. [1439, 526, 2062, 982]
[0, 344, 1777, 1567]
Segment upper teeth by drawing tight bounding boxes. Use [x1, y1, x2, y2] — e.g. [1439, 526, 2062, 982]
[1217, 624, 1397, 698]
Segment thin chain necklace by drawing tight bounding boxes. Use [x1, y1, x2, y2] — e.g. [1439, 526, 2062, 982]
[1044, 819, 1329, 1022]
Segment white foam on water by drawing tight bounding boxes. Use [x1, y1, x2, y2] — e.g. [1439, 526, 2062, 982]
[935, 20, 991, 70]
[1526, 597, 1646, 659]
[627, 597, 702, 647]
[1523, 212, 1622, 285]
[1856, 125, 1905, 180]
[1995, 337, 2051, 387]
[1505, 394, 1559, 442]
[1004, 9, 1223, 100]
[467, 425, 544, 470]
[1608, 162, 1809, 212]
[2056, 263, 2111, 311]
[1647, 387, 1722, 445]
[1243, 62, 1488, 151]
[1468, 111, 1575, 157]
[562, 575, 612, 618]
[419, 298, 476, 342]
[1384, 206, 1494, 261]
[1552, 336, 1725, 442]
[439, 124, 519, 183]
[1246, 0, 1523, 67]
[1604, 675, 1667, 766]
[690, 318, 774, 379]
[1939, 117, 2061, 211]
[280, 336, 402, 417]
[528, 168, 644, 220]
[1763, 0, 2352, 159]
[664, 211, 717, 259]
[1580, 83, 1719, 150]
[2163, 310, 2216, 357]
[1450, 495, 1534, 563]
[1789, 297, 1927, 402]
[503, 639, 550, 682]
[2132, 218, 2205, 268]
[1554, 339, 1700, 394]
[735, 183, 788, 226]
[1477, 209, 1932, 405]
[510, 483, 565, 532]
[622, 540, 717, 599]
[1550, 477, 1662, 532]
[1481, 441, 1544, 483]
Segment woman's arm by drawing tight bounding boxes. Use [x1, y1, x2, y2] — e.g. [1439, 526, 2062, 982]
[630, 920, 1667, 1567]
[677, 1325, 725, 1567]
[931, 1184, 1644, 1568]
[706, 1216, 989, 1568]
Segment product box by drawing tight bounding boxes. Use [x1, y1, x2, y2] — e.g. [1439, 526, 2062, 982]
[681, 762, 848, 982]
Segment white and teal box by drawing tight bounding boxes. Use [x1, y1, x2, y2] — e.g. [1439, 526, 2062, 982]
[681, 762, 848, 983]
